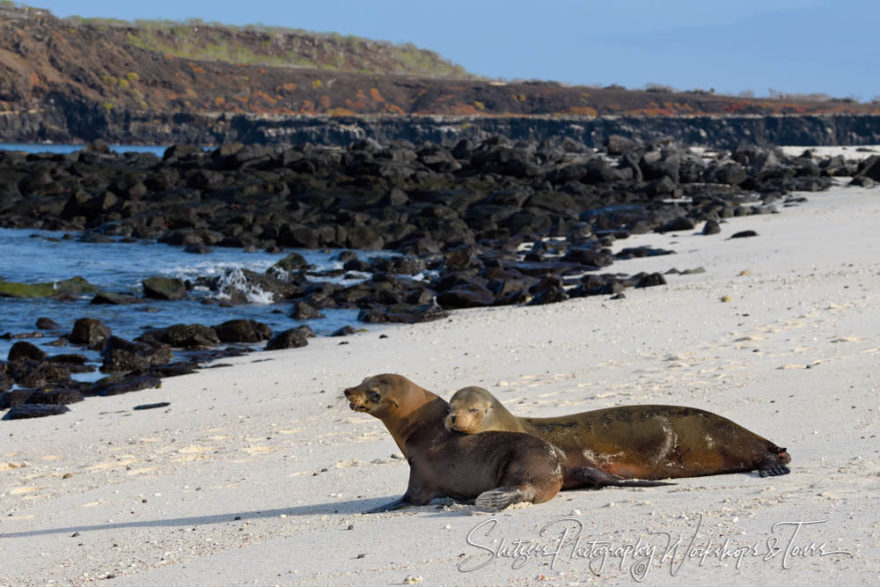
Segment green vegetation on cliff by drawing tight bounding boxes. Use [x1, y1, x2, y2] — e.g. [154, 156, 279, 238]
[63, 14, 475, 79]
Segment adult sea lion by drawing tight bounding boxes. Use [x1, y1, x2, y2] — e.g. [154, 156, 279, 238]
[445, 386, 791, 480]
[343, 374, 667, 512]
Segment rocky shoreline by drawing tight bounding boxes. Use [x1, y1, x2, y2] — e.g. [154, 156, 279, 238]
[2, 134, 879, 418]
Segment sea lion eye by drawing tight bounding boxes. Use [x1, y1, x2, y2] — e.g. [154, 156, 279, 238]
[368, 390, 380, 402]
[470, 408, 480, 413]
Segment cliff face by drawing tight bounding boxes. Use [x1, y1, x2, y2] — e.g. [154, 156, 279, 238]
[2, 5, 880, 148]
[3, 108, 880, 150]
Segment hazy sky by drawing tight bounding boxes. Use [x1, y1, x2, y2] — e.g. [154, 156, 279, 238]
[28, 0, 878, 100]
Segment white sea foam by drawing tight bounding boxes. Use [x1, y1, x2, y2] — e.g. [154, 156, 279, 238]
[208, 267, 277, 305]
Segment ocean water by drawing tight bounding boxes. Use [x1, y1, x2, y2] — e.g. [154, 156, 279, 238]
[0, 227, 385, 373]
[0, 143, 169, 156]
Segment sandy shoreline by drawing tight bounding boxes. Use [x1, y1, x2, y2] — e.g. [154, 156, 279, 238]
[2, 181, 879, 585]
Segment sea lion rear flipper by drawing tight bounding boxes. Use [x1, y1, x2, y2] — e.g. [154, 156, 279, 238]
[364, 497, 411, 514]
[758, 464, 791, 477]
[757, 448, 792, 477]
[566, 466, 674, 489]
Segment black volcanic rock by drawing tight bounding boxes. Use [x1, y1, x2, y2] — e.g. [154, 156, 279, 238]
[702, 219, 722, 235]
[88, 373, 162, 396]
[214, 319, 273, 343]
[358, 302, 448, 324]
[3, 404, 70, 420]
[142, 277, 187, 301]
[139, 324, 221, 349]
[265, 328, 310, 351]
[8, 341, 47, 362]
[36, 317, 62, 330]
[100, 336, 172, 373]
[69, 318, 112, 347]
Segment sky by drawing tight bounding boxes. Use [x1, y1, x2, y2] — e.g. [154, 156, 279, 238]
[25, 0, 880, 101]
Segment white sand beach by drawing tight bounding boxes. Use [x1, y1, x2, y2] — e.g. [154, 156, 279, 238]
[2, 180, 879, 585]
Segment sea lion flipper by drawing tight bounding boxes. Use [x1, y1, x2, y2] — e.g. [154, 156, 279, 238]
[758, 464, 791, 477]
[566, 466, 674, 489]
[475, 486, 532, 511]
[364, 497, 411, 514]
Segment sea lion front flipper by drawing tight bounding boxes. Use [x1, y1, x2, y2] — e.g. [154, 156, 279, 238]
[475, 485, 534, 511]
[566, 466, 674, 489]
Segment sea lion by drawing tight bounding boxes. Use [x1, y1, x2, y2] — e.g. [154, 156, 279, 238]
[445, 386, 791, 480]
[344, 374, 564, 512]
[343, 374, 666, 513]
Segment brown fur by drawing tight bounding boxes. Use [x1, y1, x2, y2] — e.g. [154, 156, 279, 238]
[446, 386, 791, 480]
[344, 374, 565, 512]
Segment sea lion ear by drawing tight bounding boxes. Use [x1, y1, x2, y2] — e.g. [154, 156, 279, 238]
[392, 399, 400, 408]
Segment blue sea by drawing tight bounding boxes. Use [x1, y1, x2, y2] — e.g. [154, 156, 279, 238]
[0, 144, 387, 375]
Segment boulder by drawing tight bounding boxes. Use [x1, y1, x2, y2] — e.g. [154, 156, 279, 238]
[36, 317, 61, 330]
[702, 219, 722, 235]
[8, 341, 47, 362]
[70, 318, 112, 347]
[214, 319, 273, 343]
[358, 302, 448, 324]
[100, 336, 172, 373]
[0, 276, 99, 299]
[142, 277, 187, 301]
[634, 272, 668, 288]
[7, 360, 72, 388]
[437, 283, 496, 308]
[90, 291, 140, 305]
[265, 328, 310, 351]
[289, 301, 325, 320]
[272, 252, 310, 272]
[140, 324, 221, 349]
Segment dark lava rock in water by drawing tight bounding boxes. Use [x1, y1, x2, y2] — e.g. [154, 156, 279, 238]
[289, 301, 325, 320]
[36, 317, 62, 330]
[265, 328, 310, 351]
[140, 324, 220, 349]
[70, 318, 112, 348]
[272, 251, 310, 272]
[8, 341, 47, 362]
[3, 404, 70, 420]
[7, 361, 72, 388]
[213, 319, 273, 343]
[730, 230, 758, 239]
[142, 277, 187, 300]
[90, 291, 141, 305]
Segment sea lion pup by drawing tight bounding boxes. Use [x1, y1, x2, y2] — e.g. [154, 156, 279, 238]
[344, 374, 565, 512]
[445, 386, 791, 480]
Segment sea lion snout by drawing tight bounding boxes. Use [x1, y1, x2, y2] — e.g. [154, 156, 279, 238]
[343, 385, 373, 413]
[343, 375, 404, 416]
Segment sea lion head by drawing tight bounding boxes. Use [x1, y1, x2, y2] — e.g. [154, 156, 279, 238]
[343, 373, 414, 420]
[445, 386, 494, 434]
